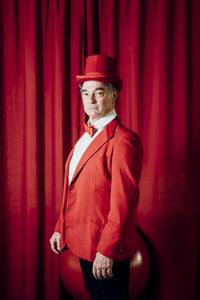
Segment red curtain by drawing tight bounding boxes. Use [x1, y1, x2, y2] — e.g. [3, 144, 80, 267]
[0, 0, 199, 299]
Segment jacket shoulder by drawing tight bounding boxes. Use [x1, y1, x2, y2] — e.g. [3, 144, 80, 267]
[114, 123, 142, 146]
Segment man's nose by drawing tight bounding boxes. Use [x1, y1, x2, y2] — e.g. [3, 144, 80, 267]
[88, 93, 96, 103]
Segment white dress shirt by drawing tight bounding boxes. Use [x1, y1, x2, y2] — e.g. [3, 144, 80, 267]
[68, 109, 117, 185]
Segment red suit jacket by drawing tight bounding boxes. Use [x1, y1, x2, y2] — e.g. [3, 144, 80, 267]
[54, 117, 143, 262]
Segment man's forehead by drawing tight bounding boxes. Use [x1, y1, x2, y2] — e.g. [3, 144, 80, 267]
[82, 80, 107, 89]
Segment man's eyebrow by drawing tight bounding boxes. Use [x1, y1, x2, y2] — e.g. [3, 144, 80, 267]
[80, 89, 87, 93]
[95, 87, 105, 91]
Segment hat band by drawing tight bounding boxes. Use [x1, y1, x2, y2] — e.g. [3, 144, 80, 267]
[84, 72, 115, 76]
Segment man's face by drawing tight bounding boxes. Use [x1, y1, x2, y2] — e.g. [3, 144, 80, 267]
[80, 81, 117, 123]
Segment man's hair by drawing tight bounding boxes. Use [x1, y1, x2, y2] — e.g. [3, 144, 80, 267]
[79, 82, 119, 93]
[104, 82, 119, 93]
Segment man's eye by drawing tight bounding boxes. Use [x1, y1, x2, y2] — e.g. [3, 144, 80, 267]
[82, 92, 88, 97]
[95, 91, 104, 97]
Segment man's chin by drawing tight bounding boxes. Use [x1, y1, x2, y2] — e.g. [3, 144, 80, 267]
[86, 112, 100, 119]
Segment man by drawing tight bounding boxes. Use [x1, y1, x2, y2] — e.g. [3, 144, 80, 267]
[50, 54, 143, 300]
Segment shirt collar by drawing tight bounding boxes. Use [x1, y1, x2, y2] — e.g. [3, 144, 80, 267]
[88, 109, 117, 130]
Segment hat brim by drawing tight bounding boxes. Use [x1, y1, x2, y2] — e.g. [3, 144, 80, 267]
[76, 74, 123, 91]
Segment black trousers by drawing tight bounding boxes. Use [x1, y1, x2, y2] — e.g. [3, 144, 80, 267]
[79, 258, 131, 300]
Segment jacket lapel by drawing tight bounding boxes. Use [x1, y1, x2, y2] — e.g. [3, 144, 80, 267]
[64, 132, 85, 181]
[69, 117, 120, 186]
[65, 148, 74, 179]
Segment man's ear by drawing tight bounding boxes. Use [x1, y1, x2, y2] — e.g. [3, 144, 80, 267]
[112, 90, 118, 102]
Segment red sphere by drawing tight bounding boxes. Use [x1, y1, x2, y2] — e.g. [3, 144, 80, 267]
[59, 232, 150, 300]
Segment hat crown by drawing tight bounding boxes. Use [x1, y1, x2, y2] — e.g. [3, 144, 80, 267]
[76, 54, 123, 91]
[85, 55, 117, 75]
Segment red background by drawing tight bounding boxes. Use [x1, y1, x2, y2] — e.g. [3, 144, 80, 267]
[0, 0, 199, 299]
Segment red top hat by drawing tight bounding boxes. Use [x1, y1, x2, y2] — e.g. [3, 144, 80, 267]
[76, 55, 123, 91]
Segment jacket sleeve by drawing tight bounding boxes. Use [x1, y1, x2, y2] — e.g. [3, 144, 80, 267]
[54, 215, 61, 233]
[96, 133, 143, 259]
[54, 166, 69, 233]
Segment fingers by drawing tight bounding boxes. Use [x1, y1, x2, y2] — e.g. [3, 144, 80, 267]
[92, 264, 113, 280]
[57, 236, 61, 252]
[50, 232, 61, 255]
[92, 252, 114, 280]
[106, 266, 113, 278]
[92, 264, 102, 280]
[51, 240, 59, 255]
[102, 266, 113, 279]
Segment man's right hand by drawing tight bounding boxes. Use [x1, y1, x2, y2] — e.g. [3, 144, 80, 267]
[50, 232, 61, 254]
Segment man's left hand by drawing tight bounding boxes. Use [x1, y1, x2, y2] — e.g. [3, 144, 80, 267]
[92, 252, 114, 280]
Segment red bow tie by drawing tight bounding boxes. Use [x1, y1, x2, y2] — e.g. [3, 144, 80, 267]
[84, 123, 95, 137]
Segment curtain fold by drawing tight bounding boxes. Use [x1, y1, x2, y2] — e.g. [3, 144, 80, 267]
[0, 0, 199, 299]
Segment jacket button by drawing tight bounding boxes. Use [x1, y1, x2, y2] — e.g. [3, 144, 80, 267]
[69, 186, 74, 193]
[119, 248, 123, 253]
